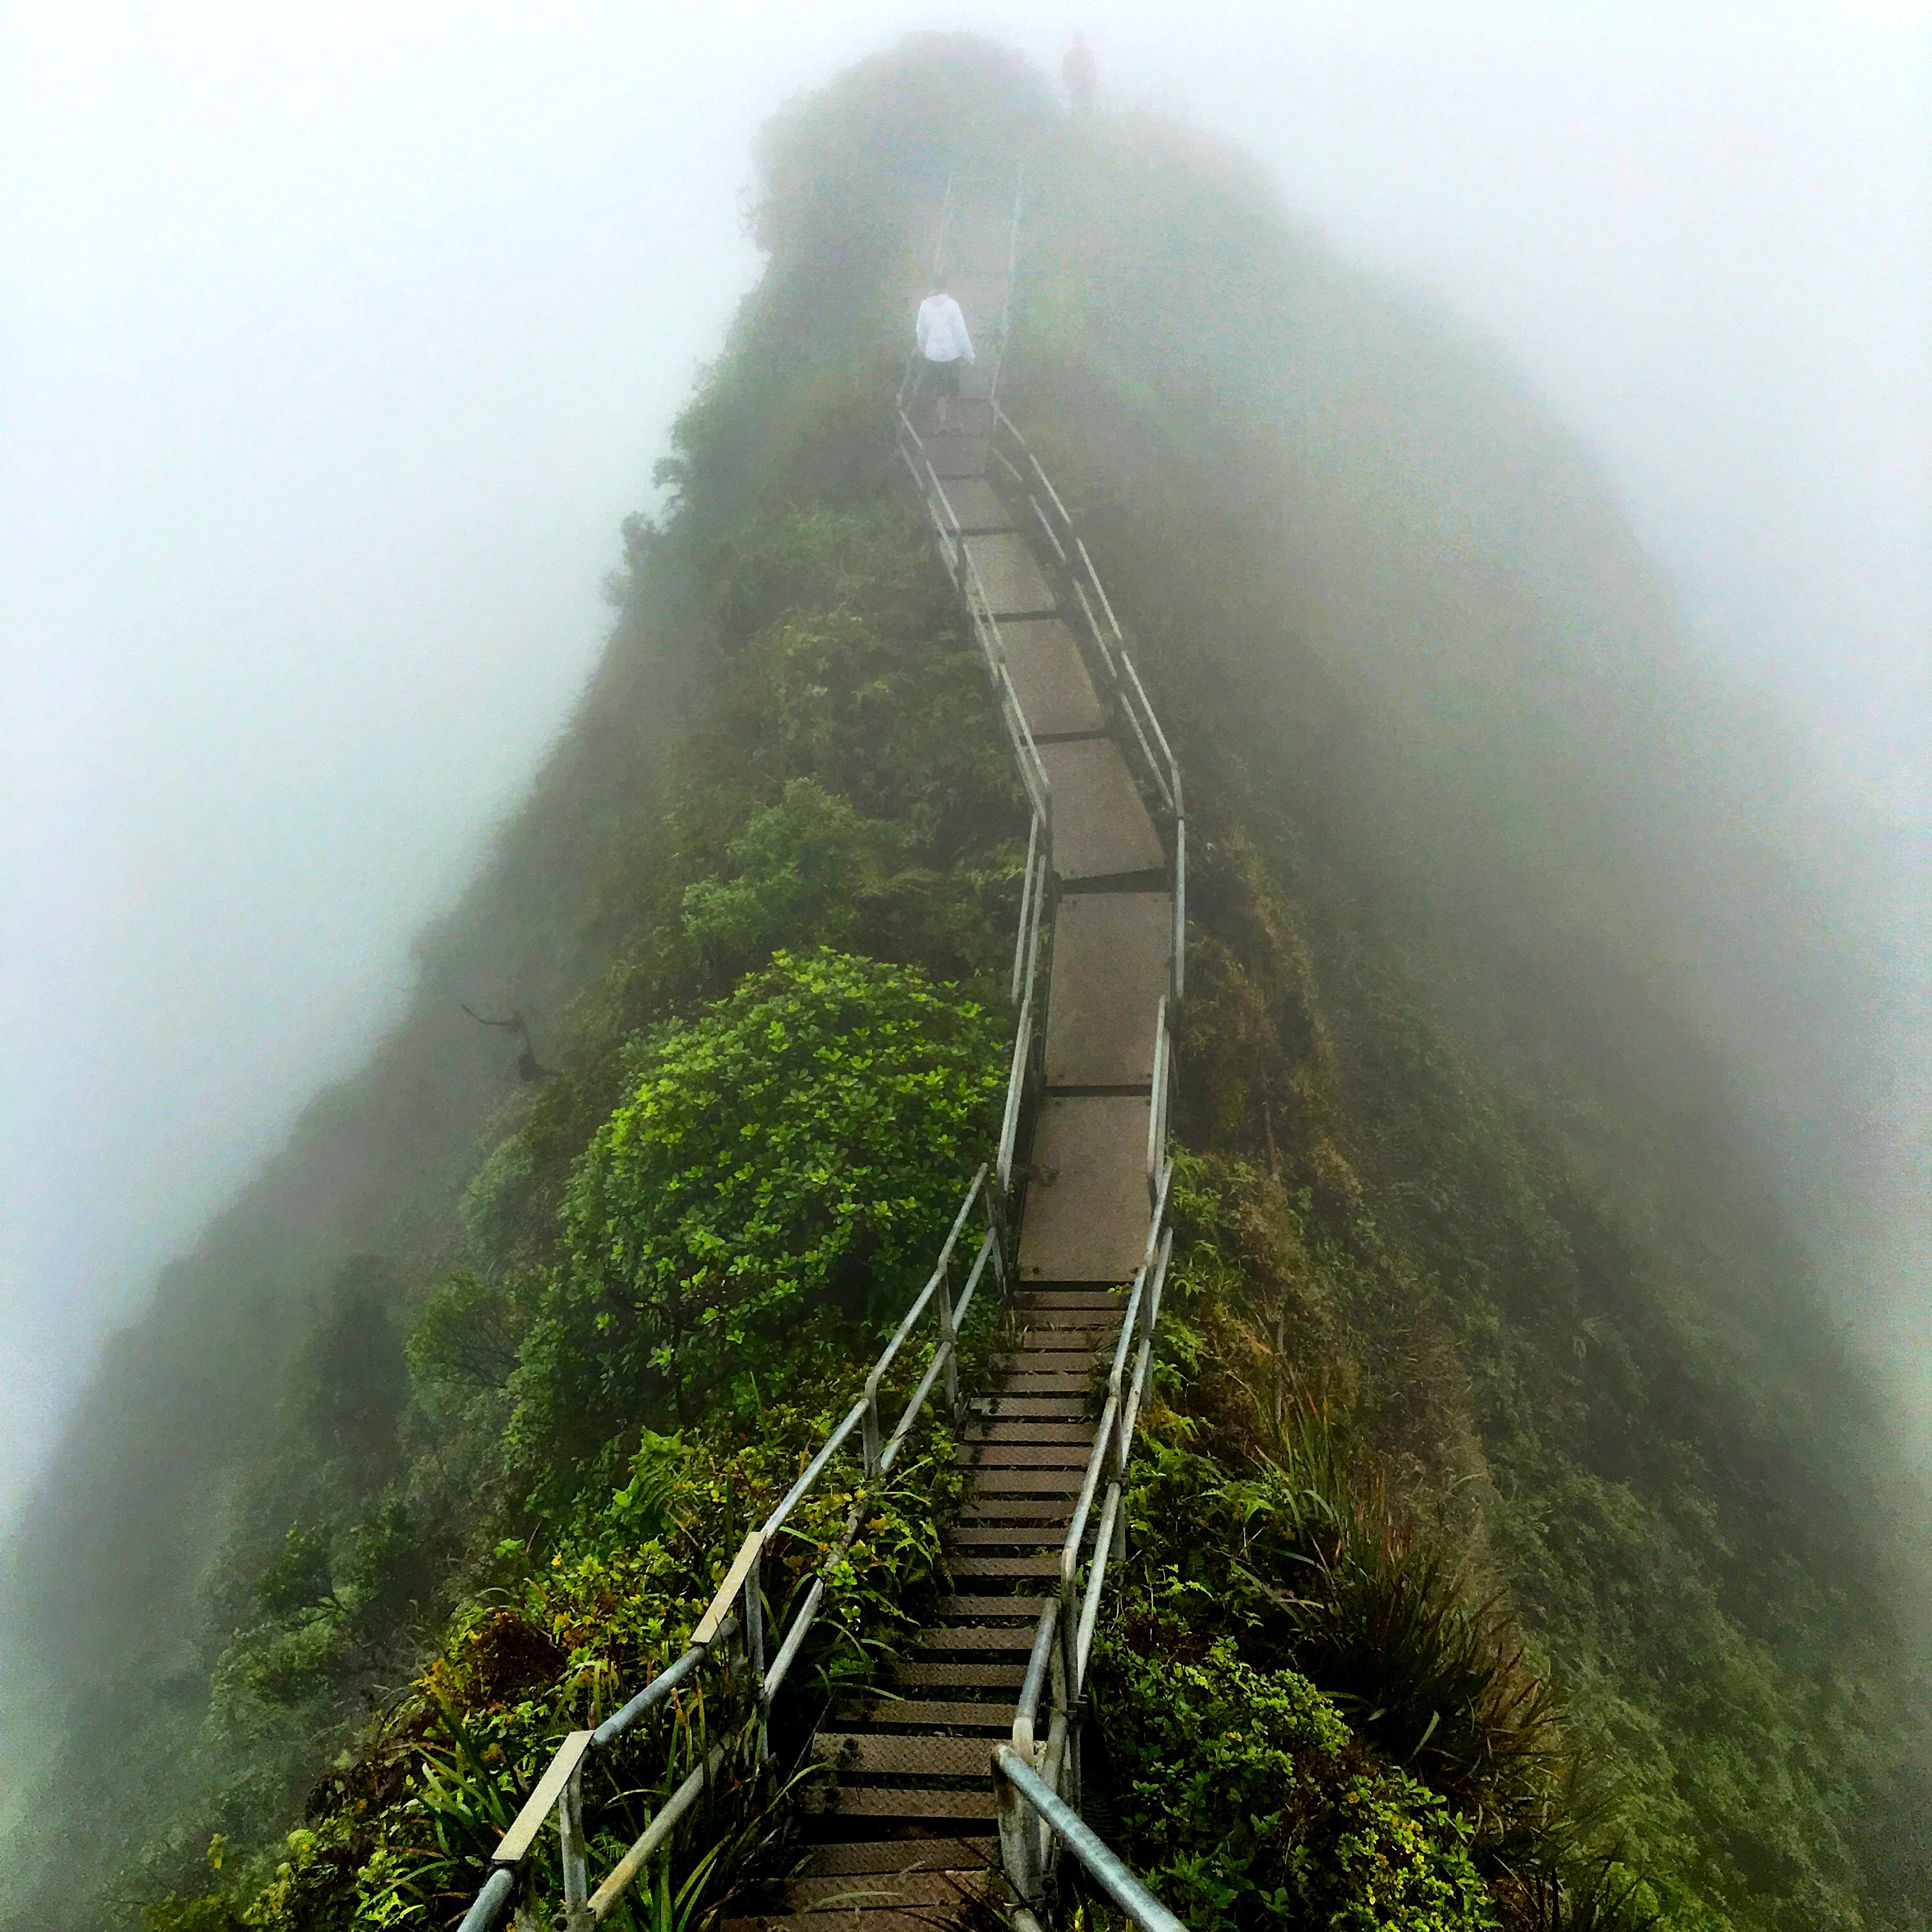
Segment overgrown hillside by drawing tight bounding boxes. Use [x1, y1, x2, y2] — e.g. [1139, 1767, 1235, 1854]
[4, 34, 1924, 1932]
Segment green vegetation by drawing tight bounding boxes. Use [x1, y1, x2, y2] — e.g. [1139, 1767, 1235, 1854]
[4, 32, 1926, 1932]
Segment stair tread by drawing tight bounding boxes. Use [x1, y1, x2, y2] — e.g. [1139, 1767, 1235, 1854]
[736, 1912, 993, 1932]
[778, 1869, 1006, 1909]
[799, 1786, 1000, 1821]
[954, 1443, 1092, 1466]
[1013, 1289, 1125, 1309]
[959, 1468, 1084, 1492]
[958, 1499, 1077, 1522]
[784, 1839, 999, 1877]
[910, 1625, 1038, 1653]
[948, 1554, 1062, 1577]
[969, 1397, 1088, 1418]
[887, 1660, 1025, 1689]
[829, 1698, 1015, 1730]
[945, 1526, 1062, 1548]
[815, 1733, 997, 1779]
[960, 1422, 1096, 1445]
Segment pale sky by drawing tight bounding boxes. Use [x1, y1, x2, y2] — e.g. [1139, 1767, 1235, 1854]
[3, 1, 1928, 1517]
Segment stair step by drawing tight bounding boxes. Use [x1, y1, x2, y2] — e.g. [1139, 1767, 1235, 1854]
[948, 1553, 1061, 1579]
[816, 1733, 996, 1779]
[781, 1869, 1006, 1908]
[961, 1421, 1096, 1446]
[1044, 890, 1173, 1088]
[961, 1467, 1083, 1493]
[734, 1914, 983, 1932]
[1037, 736, 1167, 885]
[955, 1443, 1091, 1467]
[887, 1660, 1025, 1689]
[785, 1839, 999, 1877]
[997, 615, 1107, 739]
[945, 1525, 1062, 1549]
[739, 1910, 992, 1932]
[969, 1396, 1088, 1420]
[1018, 1092, 1156, 1284]
[962, 533, 1057, 621]
[1013, 1289, 1124, 1310]
[909, 1625, 1037, 1654]
[930, 476, 1015, 537]
[923, 433, 991, 480]
[959, 1498, 1076, 1522]
[799, 1784, 1000, 1821]
[995, 1366, 1094, 1386]
[830, 1698, 1015, 1731]
[937, 1594, 1050, 1618]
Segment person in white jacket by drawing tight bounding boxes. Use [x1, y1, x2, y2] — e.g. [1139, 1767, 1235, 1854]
[914, 277, 976, 433]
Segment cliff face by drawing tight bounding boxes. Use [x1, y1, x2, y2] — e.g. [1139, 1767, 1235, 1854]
[5, 36, 1923, 1932]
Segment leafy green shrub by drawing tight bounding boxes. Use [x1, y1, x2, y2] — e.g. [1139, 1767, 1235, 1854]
[402, 1268, 533, 1418]
[509, 947, 1003, 1480]
[682, 779, 878, 976]
[1095, 1637, 1498, 1931]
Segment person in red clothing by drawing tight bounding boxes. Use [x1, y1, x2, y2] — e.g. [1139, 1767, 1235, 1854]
[1062, 33, 1097, 113]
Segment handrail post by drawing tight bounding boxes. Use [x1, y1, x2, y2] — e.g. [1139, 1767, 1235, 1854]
[557, 1756, 588, 1923]
[743, 1547, 769, 1768]
[1146, 997, 1169, 1208]
[1172, 816, 1186, 1006]
[998, 1750, 1046, 1909]
[861, 1368, 883, 1478]
[938, 1255, 960, 1416]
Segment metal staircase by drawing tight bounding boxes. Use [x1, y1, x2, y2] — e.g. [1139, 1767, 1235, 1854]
[749, 174, 1186, 1931]
[457, 165, 1185, 1932]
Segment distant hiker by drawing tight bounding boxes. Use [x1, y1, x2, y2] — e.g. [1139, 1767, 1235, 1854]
[1062, 33, 1098, 113]
[914, 276, 976, 434]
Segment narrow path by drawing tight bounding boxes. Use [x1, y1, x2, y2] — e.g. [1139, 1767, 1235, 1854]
[738, 190, 1172, 1932]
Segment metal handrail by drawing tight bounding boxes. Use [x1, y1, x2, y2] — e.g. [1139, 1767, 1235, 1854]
[972, 402, 1187, 1917]
[993, 1746, 1187, 1932]
[985, 410, 1186, 996]
[456, 1150, 1011, 1928]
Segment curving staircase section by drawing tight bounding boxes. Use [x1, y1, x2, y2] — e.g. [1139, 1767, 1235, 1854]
[457, 168, 1186, 1932]
[744, 174, 1187, 1932]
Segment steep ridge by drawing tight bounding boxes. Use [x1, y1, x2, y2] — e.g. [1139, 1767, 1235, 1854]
[15, 39, 1925, 1931]
[740, 183, 1175, 1929]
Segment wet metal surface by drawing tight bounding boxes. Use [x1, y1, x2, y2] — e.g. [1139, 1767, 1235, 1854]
[936, 477, 1017, 534]
[1038, 739, 1165, 881]
[1045, 893, 1172, 1088]
[1016, 1094, 1154, 1284]
[965, 533, 1057, 617]
[997, 618, 1105, 737]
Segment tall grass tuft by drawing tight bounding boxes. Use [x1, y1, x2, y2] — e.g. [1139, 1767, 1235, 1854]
[1239, 1379, 1560, 1855]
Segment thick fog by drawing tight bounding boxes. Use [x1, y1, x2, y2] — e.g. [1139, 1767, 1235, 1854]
[3, 1, 1926, 1521]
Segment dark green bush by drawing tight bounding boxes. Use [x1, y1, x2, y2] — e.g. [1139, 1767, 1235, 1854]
[508, 947, 1003, 1475]
[1096, 1636, 1498, 1931]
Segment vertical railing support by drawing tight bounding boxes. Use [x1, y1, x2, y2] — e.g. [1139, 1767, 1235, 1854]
[939, 1255, 960, 1416]
[861, 1368, 883, 1478]
[557, 1758, 589, 1926]
[998, 1755, 1046, 1908]
[742, 1548, 768, 1768]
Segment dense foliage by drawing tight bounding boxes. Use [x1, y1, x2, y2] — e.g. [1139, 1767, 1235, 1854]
[518, 947, 1002, 1466]
[6, 33, 1924, 1932]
